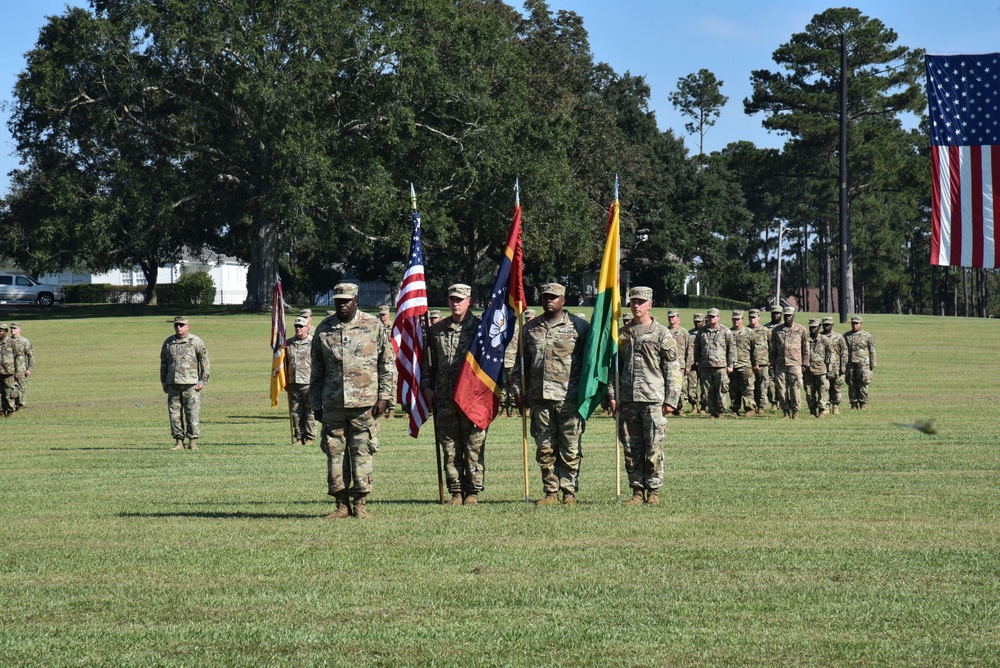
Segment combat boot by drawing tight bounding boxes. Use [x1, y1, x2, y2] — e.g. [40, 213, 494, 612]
[832, 405, 840, 415]
[187, 437, 198, 450]
[171, 438, 184, 450]
[302, 439, 314, 447]
[324, 491, 351, 519]
[535, 493, 559, 506]
[622, 489, 645, 506]
[791, 411, 799, 420]
[819, 409, 829, 418]
[463, 493, 478, 506]
[646, 489, 660, 506]
[859, 403, 867, 411]
[851, 402, 859, 410]
[562, 493, 577, 506]
[782, 411, 790, 420]
[447, 492, 463, 505]
[353, 494, 369, 519]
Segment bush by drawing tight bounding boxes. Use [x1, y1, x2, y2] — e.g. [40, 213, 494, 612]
[158, 272, 216, 305]
[62, 284, 148, 304]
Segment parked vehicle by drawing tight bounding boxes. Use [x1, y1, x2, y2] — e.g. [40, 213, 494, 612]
[0, 273, 65, 306]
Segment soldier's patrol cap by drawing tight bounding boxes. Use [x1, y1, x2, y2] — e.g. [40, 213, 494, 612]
[851, 315, 863, 323]
[731, 310, 744, 319]
[524, 308, 536, 319]
[428, 309, 441, 319]
[540, 282, 565, 297]
[378, 305, 390, 315]
[782, 306, 795, 315]
[293, 316, 308, 327]
[748, 309, 760, 317]
[622, 312, 633, 321]
[822, 316, 834, 325]
[333, 283, 358, 299]
[628, 286, 653, 302]
[173, 316, 189, 325]
[666, 309, 680, 318]
[448, 283, 472, 299]
[0, 323, 8, 331]
[693, 312, 705, 322]
[10, 322, 20, 329]
[706, 307, 720, 317]
[808, 318, 820, 327]
[770, 305, 784, 314]
[299, 309, 312, 318]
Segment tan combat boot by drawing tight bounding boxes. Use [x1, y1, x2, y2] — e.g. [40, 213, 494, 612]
[353, 494, 369, 519]
[535, 493, 559, 506]
[791, 411, 798, 420]
[562, 493, 577, 506]
[859, 403, 867, 411]
[832, 405, 840, 415]
[324, 491, 351, 519]
[646, 489, 660, 506]
[302, 439, 314, 447]
[622, 489, 645, 506]
[171, 438, 185, 450]
[187, 437, 198, 450]
[447, 492, 463, 505]
[463, 493, 478, 506]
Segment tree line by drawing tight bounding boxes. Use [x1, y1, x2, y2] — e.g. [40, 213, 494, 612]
[1, 1, 995, 315]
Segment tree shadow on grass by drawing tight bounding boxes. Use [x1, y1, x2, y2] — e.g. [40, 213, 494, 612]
[49, 447, 164, 451]
[119, 511, 321, 520]
[218, 415, 291, 421]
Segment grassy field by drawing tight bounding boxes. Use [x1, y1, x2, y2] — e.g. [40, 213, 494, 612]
[1, 304, 998, 666]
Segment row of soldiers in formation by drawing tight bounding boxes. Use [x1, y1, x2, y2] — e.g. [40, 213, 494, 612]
[0, 322, 35, 417]
[157, 282, 876, 517]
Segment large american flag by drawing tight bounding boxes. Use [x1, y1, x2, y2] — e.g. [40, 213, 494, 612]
[392, 209, 430, 437]
[925, 53, 1000, 268]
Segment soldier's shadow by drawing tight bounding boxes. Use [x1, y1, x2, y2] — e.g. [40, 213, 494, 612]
[118, 510, 320, 520]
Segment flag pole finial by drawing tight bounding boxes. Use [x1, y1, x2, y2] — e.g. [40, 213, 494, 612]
[515, 177, 520, 207]
[614, 174, 619, 202]
[410, 183, 417, 212]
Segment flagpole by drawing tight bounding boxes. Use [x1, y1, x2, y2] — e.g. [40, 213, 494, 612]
[613, 176, 622, 502]
[515, 179, 531, 503]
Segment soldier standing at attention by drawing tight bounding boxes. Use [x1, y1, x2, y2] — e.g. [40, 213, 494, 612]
[502, 308, 535, 418]
[728, 310, 756, 416]
[769, 307, 808, 420]
[844, 315, 877, 410]
[804, 318, 833, 417]
[377, 305, 396, 419]
[666, 309, 692, 416]
[0, 324, 23, 417]
[763, 305, 783, 410]
[9, 323, 33, 413]
[685, 313, 705, 414]
[299, 309, 313, 326]
[311, 283, 393, 520]
[286, 316, 316, 445]
[160, 316, 210, 449]
[428, 310, 441, 326]
[607, 287, 678, 506]
[821, 316, 847, 414]
[513, 283, 590, 506]
[694, 307, 734, 419]
[422, 284, 487, 505]
[747, 309, 770, 415]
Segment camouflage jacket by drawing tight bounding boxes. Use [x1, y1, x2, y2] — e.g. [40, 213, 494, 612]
[12, 336, 34, 373]
[748, 324, 771, 367]
[769, 322, 809, 367]
[609, 318, 679, 406]
[160, 333, 210, 386]
[285, 333, 313, 385]
[806, 333, 834, 376]
[823, 331, 847, 375]
[515, 311, 589, 402]
[694, 325, 735, 369]
[0, 337, 22, 376]
[422, 314, 481, 398]
[686, 326, 702, 371]
[668, 325, 693, 374]
[730, 326, 754, 370]
[503, 319, 522, 370]
[310, 310, 393, 410]
[844, 329, 877, 368]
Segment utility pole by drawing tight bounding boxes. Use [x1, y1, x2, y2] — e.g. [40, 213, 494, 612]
[775, 222, 786, 308]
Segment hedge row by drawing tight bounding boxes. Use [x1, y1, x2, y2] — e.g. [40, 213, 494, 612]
[63, 284, 146, 304]
[62, 272, 217, 305]
[665, 294, 754, 312]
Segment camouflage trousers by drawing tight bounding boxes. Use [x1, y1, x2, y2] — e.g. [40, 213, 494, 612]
[826, 374, 844, 407]
[684, 369, 700, 408]
[14, 373, 27, 408]
[321, 406, 378, 497]
[847, 364, 873, 405]
[699, 367, 729, 416]
[753, 366, 770, 411]
[774, 365, 803, 414]
[167, 384, 201, 438]
[288, 383, 317, 443]
[618, 402, 666, 491]
[767, 365, 777, 406]
[728, 367, 755, 413]
[530, 399, 585, 495]
[500, 367, 516, 412]
[803, 372, 829, 414]
[435, 399, 487, 494]
[0, 374, 15, 415]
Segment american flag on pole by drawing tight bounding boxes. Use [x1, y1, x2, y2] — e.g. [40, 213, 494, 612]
[925, 53, 1000, 268]
[392, 206, 431, 437]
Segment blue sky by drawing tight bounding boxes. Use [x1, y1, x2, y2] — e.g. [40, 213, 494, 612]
[2, 1, 999, 195]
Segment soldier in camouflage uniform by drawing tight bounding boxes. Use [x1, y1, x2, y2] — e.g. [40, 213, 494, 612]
[748, 309, 770, 415]
[428, 310, 442, 326]
[769, 307, 808, 419]
[377, 305, 396, 418]
[803, 318, 833, 417]
[502, 308, 535, 418]
[422, 283, 488, 505]
[286, 316, 317, 445]
[666, 309, 692, 416]
[9, 323, 33, 412]
[0, 323, 23, 417]
[299, 309, 313, 326]
[311, 283, 393, 520]
[844, 315, 877, 410]
[685, 313, 705, 413]
[160, 316, 210, 449]
[821, 316, 847, 414]
[513, 283, 590, 506]
[607, 287, 678, 505]
[763, 305, 783, 410]
[728, 311, 756, 416]
[694, 307, 734, 418]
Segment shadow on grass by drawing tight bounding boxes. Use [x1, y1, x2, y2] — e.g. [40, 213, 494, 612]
[218, 415, 292, 421]
[49, 447, 165, 451]
[119, 511, 321, 520]
[0, 303, 252, 321]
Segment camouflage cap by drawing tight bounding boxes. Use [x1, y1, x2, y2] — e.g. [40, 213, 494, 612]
[808, 318, 820, 327]
[0, 323, 8, 331]
[693, 312, 705, 322]
[666, 309, 680, 318]
[524, 308, 536, 318]
[378, 305, 390, 315]
[748, 309, 760, 317]
[770, 305, 783, 314]
[299, 309, 312, 318]
[540, 282, 565, 297]
[782, 307, 795, 315]
[293, 316, 308, 327]
[173, 316, 189, 325]
[9, 322, 21, 329]
[821, 316, 834, 325]
[706, 307, 720, 317]
[628, 286, 653, 302]
[622, 312, 633, 323]
[731, 310, 744, 319]
[851, 315, 863, 323]
[333, 283, 358, 299]
[448, 283, 472, 299]
[428, 309, 441, 319]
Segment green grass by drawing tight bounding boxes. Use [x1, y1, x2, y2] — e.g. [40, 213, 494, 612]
[1, 305, 998, 666]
